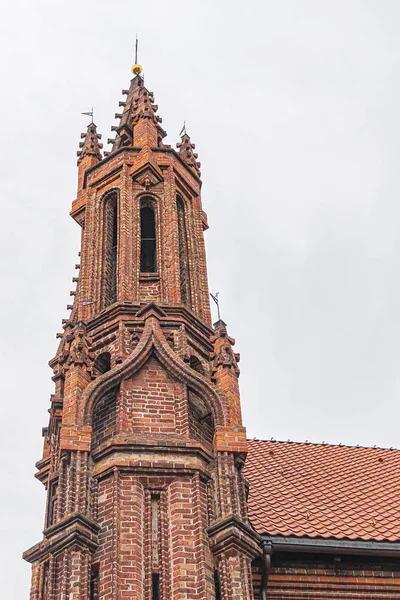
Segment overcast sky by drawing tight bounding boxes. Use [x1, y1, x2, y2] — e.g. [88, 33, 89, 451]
[2, 0, 400, 596]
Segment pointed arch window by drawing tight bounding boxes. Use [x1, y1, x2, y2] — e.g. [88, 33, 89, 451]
[176, 196, 191, 306]
[140, 199, 157, 273]
[103, 193, 118, 307]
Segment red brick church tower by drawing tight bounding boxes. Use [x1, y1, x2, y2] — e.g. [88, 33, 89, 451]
[24, 64, 260, 599]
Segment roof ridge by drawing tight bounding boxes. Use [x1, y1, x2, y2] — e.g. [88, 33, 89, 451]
[248, 438, 399, 451]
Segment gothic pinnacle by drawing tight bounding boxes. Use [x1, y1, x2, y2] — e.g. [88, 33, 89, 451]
[76, 122, 103, 163]
[176, 130, 201, 177]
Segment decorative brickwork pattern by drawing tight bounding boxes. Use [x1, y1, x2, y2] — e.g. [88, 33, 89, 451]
[91, 387, 118, 449]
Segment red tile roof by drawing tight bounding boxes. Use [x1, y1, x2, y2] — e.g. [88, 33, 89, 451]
[245, 439, 400, 542]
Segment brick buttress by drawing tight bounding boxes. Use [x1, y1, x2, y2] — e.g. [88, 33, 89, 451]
[23, 70, 261, 600]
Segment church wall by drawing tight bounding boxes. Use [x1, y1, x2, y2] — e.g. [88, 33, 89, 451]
[252, 554, 400, 599]
[93, 470, 215, 600]
[119, 355, 186, 436]
[91, 389, 118, 449]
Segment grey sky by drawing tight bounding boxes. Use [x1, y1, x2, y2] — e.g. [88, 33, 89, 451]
[1, 0, 400, 596]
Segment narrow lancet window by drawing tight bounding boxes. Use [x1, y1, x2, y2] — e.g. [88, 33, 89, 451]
[214, 570, 221, 600]
[150, 493, 162, 600]
[90, 565, 99, 600]
[103, 194, 118, 307]
[46, 480, 58, 528]
[140, 201, 157, 272]
[176, 196, 191, 306]
[40, 563, 49, 600]
[152, 574, 160, 600]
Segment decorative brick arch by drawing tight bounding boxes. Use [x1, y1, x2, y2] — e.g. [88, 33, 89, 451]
[82, 316, 227, 428]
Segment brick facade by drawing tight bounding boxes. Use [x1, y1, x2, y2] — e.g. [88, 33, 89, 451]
[252, 554, 400, 599]
[23, 66, 400, 599]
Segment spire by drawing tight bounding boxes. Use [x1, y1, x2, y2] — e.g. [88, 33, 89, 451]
[132, 78, 162, 126]
[107, 75, 167, 155]
[25, 60, 261, 600]
[76, 122, 103, 163]
[176, 131, 201, 177]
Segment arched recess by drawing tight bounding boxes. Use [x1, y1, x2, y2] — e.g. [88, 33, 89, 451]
[188, 389, 215, 449]
[92, 352, 111, 378]
[102, 191, 119, 308]
[189, 355, 204, 375]
[91, 385, 119, 449]
[82, 319, 226, 430]
[140, 197, 157, 273]
[176, 195, 191, 307]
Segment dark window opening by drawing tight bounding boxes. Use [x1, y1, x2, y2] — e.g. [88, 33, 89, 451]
[189, 355, 204, 375]
[92, 352, 111, 378]
[46, 480, 58, 528]
[152, 573, 160, 600]
[90, 565, 99, 600]
[176, 197, 191, 306]
[140, 204, 157, 273]
[59, 376, 65, 398]
[214, 570, 221, 600]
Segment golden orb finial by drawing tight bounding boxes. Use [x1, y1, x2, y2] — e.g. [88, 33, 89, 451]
[132, 36, 142, 76]
[131, 63, 143, 76]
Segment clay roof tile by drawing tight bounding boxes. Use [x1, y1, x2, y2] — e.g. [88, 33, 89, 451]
[245, 439, 400, 542]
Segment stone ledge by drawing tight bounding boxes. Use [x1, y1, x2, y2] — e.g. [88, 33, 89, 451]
[23, 512, 100, 564]
[208, 515, 261, 560]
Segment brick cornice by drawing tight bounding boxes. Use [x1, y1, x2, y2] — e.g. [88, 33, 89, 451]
[85, 301, 213, 339]
[34, 455, 51, 484]
[23, 513, 100, 564]
[157, 146, 202, 186]
[91, 440, 214, 479]
[208, 515, 261, 559]
[92, 459, 212, 482]
[81, 144, 202, 193]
